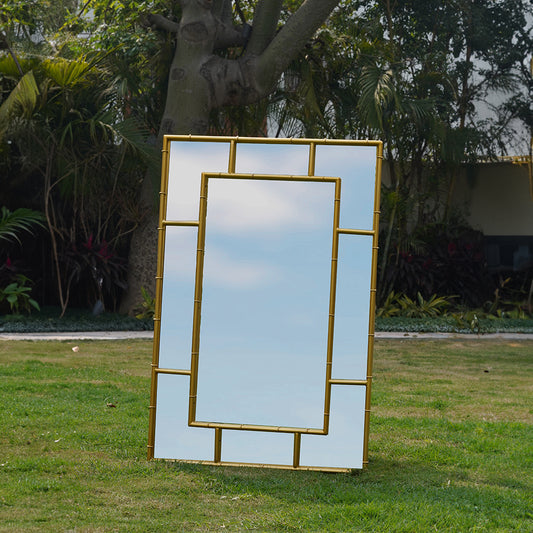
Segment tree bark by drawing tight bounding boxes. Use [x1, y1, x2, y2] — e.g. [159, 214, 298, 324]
[121, 0, 340, 314]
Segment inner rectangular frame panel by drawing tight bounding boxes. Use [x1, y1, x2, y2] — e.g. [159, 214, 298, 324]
[148, 135, 383, 472]
[190, 172, 341, 435]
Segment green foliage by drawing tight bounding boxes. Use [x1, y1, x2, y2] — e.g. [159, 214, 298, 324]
[134, 286, 155, 320]
[1, 0, 532, 314]
[0, 306, 153, 332]
[63, 235, 128, 310]
[0, 273, 40, 314]
[376, 316, 533, 334]
[0, 206, 44, 244]
[0, 47, 155, 314]
[0, 69, 39, 139]
[377, 291, 454, 319]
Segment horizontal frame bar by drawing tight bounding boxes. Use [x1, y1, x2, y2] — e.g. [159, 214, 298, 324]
[162, 220, 199, 227]
[189, 421, 326, 435]
[164, 134, 382, 149]
[155, 368, 192, 376]
[205, 172, 339, 183]
[329, 379, 368, 386]
[337, 228, 375, 236]
[158, 458, 353, 473]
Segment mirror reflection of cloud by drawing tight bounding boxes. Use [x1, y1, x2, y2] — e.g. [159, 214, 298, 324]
[163, 229, 282, 289]
[206, 178, 330, 234]
[166, 141, 328, 233]
[166, 142, 230, 220]
[203, 247, 281, 288]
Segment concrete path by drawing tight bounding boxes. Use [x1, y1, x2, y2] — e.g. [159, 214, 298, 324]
[0, 331, 153, 341]
[1, 331, 533, 341]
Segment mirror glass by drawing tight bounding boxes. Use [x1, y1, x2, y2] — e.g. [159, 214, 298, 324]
[315, 144, 376, 230]
[196, 176, 335, 429]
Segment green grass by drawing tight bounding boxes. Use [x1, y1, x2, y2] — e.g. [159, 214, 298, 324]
[0, 339, 532, 531]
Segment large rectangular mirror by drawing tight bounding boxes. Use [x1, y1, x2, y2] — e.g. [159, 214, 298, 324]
[149, 136, 382, 471]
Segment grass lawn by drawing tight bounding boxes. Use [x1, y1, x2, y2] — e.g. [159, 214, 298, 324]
[0, 338, 531, 532]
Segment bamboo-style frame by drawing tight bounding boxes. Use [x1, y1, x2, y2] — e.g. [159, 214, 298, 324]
[148, 135, 383, 472]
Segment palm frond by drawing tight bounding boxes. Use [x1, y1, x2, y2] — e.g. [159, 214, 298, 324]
[357, 64, 398, 130]
[0, 207, 45, 245]
[0, 70, 39, 141]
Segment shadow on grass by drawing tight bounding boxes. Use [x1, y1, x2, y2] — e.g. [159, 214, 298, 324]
[154, 456, 531, 530]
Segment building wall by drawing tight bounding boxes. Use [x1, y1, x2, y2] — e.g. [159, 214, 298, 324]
[452, 162, 533, 236]
[452, 162, 533, 270]
[380, 160, 533, 270]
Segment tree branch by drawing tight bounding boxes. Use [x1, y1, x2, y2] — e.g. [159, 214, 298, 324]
[254, 0, 340, 93]
[0, 31, 24, 76]
[246, 0, 283, 56]
[146, 13, 180, 33]
[214, 19, 250, 49]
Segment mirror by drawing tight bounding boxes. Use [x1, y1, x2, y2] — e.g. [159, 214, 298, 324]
[151, 137, 382, 471]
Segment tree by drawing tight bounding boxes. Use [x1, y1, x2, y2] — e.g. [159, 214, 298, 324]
[117, 0, 342, 313]
[311, 0, 533, 305]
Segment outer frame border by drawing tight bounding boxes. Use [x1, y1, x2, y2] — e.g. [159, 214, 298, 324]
[147, 136, 383, 471]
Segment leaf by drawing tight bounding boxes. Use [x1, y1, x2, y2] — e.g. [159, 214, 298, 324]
[0, 70, 39, 141]
[0, 207, 45, 245]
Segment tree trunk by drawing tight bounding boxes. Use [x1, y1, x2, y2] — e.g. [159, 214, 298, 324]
[121, 0, 341, 314]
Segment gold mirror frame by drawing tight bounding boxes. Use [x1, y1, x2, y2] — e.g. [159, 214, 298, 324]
[148, 136, 383, 472]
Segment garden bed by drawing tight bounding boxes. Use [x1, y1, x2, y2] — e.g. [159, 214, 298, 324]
[2, 307, 533, 334]
[376, 316, 533, 334]
[0, 306, 152, 333]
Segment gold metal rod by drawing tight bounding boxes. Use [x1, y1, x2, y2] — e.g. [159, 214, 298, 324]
[162, 220, 200, 227]
[323, 177, 342, 434]
[189, 421, 326, 435]
[308, 142, 316, 176]
[163, 134, 382, 148]
[293, 433, 301, 468]
[362, 141, 383, 467]
[229, 139, 237, 173]
[205, 172, 339, 183]
[188, 173, 209, 424]
[329, 379, 368, 386]
[147, 136, 172, 461]
[155, 368, 192, 376]
[164, 458, 354, 473]
[214, 428, 222, 463]
[337, 228, 375, 236]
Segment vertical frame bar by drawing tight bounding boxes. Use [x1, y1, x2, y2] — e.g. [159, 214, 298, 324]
[362, 141, 383, 467]
[323, 178, 341, 433]
[189, 173, 209, 424]
[293, 433, 301, 468]
[229, 139, 237, 173]
[147, 137, 172, 460]
[308, 142, 316, 176]
[214, 428, 222, 463]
